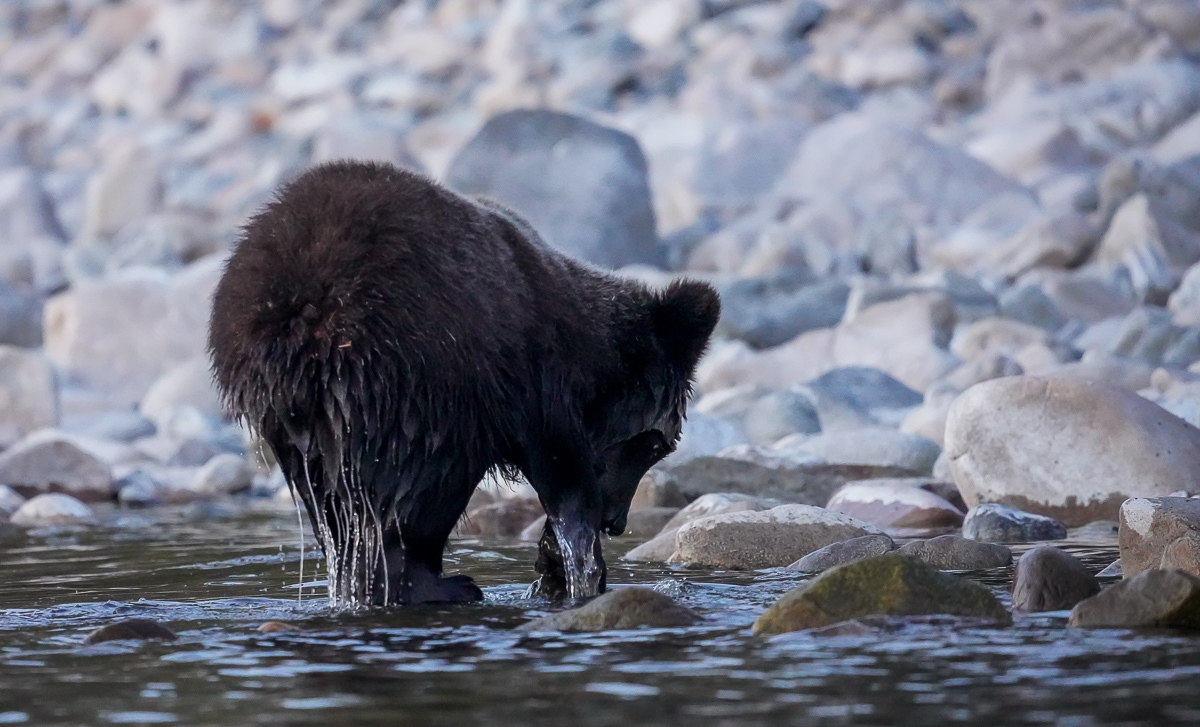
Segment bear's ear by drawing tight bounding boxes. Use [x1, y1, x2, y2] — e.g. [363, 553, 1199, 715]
[652, 279, 721, 372]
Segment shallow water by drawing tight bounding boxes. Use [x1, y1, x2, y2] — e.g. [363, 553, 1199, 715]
[0, 507, 1196, 727]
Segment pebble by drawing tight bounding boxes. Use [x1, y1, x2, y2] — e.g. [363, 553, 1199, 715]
[962, 503, 1068, 543]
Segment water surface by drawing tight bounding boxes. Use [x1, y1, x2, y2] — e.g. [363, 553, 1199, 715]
[0, 506, 1196, 726]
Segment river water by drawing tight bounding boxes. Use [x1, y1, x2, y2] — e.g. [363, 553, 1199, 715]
[0, 505, 1197, 726]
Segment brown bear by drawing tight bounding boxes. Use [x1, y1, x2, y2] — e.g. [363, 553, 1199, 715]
[208, 160, 719, 607]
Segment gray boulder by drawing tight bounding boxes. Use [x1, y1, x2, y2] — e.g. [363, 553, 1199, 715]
[446, 110, 662, 269]
[787, 533, 896, 573]
[1119, 497, 1200, 578]
[518, 587, 699, 632]
[963, 503, 1068, 543]
[1011, 546, 1100, 612]
[1069, 569, 1200, 629]
[898, 535, 1012, 570]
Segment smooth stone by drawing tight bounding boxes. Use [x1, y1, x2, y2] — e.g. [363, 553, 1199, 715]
[898, 535, 1012, 570]
[669, 504, 880, 569]
[1119, 497, 1200, 578]
[715, 275, 848, 349]
[0, 430, 114, 502]
[456, 498, 544, 539]
[62, 410, 156, 444]
[0, 484, 26, 518]
[140, 356, 225, 428]
[775, 429, 941, 475]
[257, 621, 299, 633]
[826, 479, 964, 530]
[742, 390, 821, 445]
[622, 507, 681, 539]
[519, 514, 547, 543]
[787, 533, 896, 573]
[753, 552, 1011, 635]
[963, 503, 1068, 543]
[945, 376, 1200, 526]
[622, 493, 778, 562]
[0, 346, 59, 448]
[1097, 559, 1123, 578]
[445, 110, 661, 269]
[84, 619, 177, 645]
[518, 587, 699, 632]
[1069, 569, 1200, 629]
[188, 453, 253, 497]
[1011, 546, 1101, 613]
[1070, 520, 1121, 543]
[10, 493, 96, 526]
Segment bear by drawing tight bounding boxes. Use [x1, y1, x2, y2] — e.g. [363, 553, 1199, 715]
[208, 160, 719, 607]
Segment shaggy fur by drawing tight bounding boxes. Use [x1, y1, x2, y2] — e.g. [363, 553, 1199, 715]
[208, 160, 719, 606]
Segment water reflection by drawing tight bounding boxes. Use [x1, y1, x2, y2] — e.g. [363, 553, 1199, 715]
[0, 509, 1196, 726]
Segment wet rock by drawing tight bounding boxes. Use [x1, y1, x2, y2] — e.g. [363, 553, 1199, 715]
[787, 533, 896, 573]
[189, 453, 253, 497]
[257, 621, 299, 633]
[826, 479, 964, 531]
[1011, 546, 1100, 613]
[775, 429, 941, 475]
[519, 515, 547, 543]
[10, 493, 97, 527]
[0, 430, 114, 502]
[83, 619, 176, 645]
[1068, 569, 1200, 629]
[664, 453, 919, 507]
[669, 504, 880, 569]
[446, 110, 661, 270]
[1097, 560, 1123, 578]
[518, 587, 699, 632]
[629, 469, 688, 509]
[963, 504, 1068, 543]
[456, 498, 544, 539]
[699, 293, 959, 394]
[0, 346, 58, 448]
[1119, 497, 1200, 578]
[753, 552, 1010, 635]
[622, 507, 680, 539]
[0, 484, 25, 518]
[898, 535, 1012, 571]
[623, 492, 777, 562]
[945, 376, 1200, 526]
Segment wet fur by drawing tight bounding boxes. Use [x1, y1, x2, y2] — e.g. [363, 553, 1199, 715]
[208, 160, 719, 606]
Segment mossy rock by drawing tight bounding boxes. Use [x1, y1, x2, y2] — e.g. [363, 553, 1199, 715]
[752, 552, 1011, 635]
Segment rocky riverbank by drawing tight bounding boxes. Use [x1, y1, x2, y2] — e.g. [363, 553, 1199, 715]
[2, 0, 1200, 630]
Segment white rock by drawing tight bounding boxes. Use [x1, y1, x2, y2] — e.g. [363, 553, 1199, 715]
[946, 376, 1200, 526]
[10, 493, 96, 527]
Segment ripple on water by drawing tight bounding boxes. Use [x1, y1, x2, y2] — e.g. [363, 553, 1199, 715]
[0, 510, 1195, 727]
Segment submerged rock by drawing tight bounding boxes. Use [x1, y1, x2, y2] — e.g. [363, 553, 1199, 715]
[10, 493, 97, 527]
[518, 587, 699, 632]
[1011, 546, 1101, 612]
[1069, 569, 1200, 629]
[1119, 497, 1200, 578]
[898, 535, 1012, 570]
[257, 621, 299, 633]
[84, 618, 177, 644]
[669, 504, 879, 569]
[787, 533, 896, 573]
[963, 503, 1068, 543]
[753, 552, 1011, 635]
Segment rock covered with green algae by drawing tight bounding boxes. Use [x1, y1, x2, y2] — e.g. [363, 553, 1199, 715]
[518, 587, 701, 632]
[1068, 569, 1200, 629]
[752, 552, 1011, 635]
